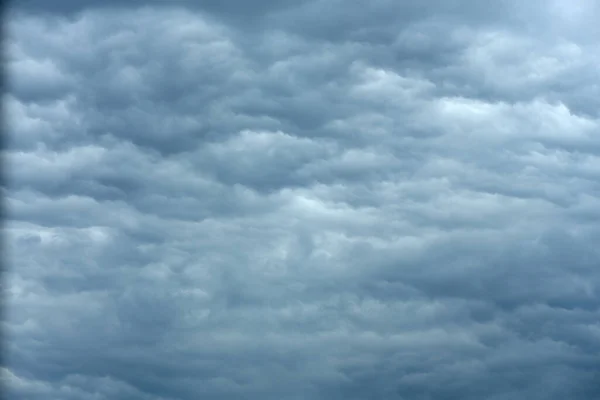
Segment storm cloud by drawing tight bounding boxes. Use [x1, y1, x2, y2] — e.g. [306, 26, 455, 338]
[4, 0, 600, 399]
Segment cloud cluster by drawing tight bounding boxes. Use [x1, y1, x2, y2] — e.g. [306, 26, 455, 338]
[5, 1, 600, 399]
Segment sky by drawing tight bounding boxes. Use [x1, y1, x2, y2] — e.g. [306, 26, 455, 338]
[3, 0, 600, 399]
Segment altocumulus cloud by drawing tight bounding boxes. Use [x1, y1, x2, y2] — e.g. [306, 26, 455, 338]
[4, 0, 600, 399]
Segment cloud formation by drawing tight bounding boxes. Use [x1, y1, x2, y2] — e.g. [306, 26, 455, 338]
[5, 1, 600, 399]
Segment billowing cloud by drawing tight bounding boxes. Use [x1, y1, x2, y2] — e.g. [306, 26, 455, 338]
[4, 1, 600, 399]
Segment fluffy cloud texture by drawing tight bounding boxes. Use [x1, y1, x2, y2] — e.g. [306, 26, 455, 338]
[4, 1, 600, 399]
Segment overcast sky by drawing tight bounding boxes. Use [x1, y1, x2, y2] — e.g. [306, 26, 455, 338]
[4, 0, 600, 399]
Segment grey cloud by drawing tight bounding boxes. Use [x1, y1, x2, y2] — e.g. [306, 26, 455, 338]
[11, 0, 306, 19]
[5, 1, 600, 400]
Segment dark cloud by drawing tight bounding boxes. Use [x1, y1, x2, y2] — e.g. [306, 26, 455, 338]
[4, 1, 600, 399]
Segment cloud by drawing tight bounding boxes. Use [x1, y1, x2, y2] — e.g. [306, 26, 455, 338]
[4, 1, 600, 399]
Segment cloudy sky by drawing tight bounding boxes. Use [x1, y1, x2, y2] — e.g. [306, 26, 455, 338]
[4, 0, 600, 399]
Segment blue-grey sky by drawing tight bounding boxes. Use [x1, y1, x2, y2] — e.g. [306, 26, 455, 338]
[4, 0, 600, 399]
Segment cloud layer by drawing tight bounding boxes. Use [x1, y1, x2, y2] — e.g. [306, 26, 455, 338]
[5, 1, 600, 399]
